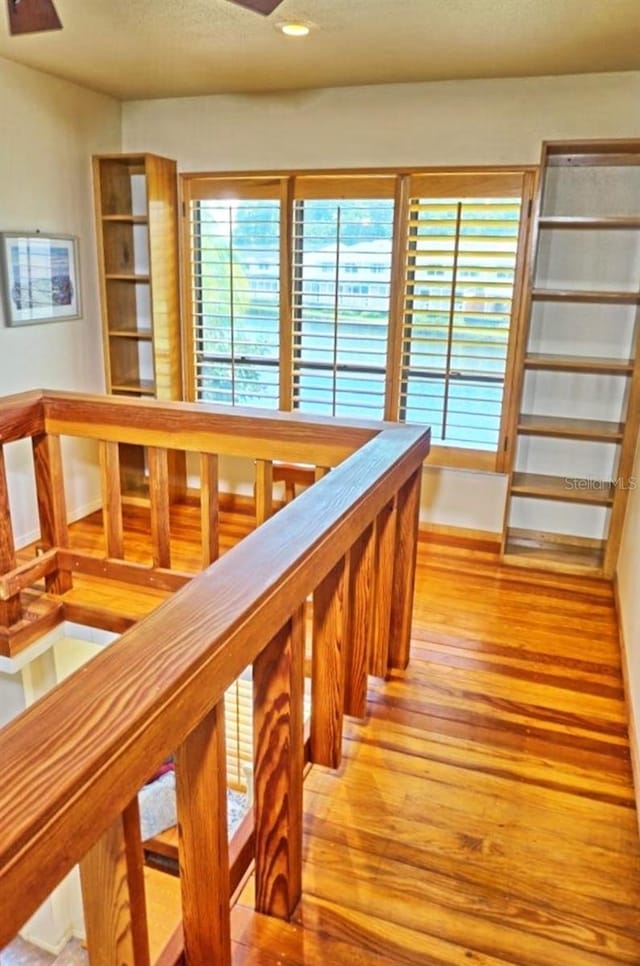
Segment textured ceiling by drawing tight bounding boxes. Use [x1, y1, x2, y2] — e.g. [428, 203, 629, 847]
[1, 0, 640, 101]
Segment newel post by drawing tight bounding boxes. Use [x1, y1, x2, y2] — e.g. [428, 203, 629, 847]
[32, 433, 72, 594]
[0, 444, 21, 628]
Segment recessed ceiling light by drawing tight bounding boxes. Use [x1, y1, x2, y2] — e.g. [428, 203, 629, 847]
[278, 21, 311, 37]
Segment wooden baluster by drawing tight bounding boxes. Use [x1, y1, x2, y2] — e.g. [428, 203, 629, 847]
[314, 466, 329, 482]
[311, 557, 349, 769]
[32, 433, 72, 594]
[0, 445, 21, 628]
[148, 447, 171, 569]
[388, 469, 422, 670]
[200, 453, 219, 568]
[175, 703, 232, 965]
[253, 609, 304, 919]
[344, 524, 375, 718]
[80, 797, 150, 966]
[369, 499, 397, 678]
[255, 459, 273, 526]
[99, 440, 124, 559]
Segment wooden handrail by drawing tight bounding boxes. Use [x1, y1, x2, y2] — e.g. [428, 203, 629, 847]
[0, 390, 430, 958]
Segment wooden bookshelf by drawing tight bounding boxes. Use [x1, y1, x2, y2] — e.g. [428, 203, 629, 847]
[502, 139, 640, 577]
[93, 153, 185, 500]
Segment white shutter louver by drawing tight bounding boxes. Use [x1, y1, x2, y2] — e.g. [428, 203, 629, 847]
[190, 198, 280, 408]
[400, 197, 521, 450]
[291, 199, 394, 419]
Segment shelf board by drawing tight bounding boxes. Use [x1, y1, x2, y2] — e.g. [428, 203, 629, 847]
[523, 353, 634, 374]
[517, 413, 625, 441]
[105, 273, 151, 283]
[108, 328, 153, 341]
[110, 380, 156, 396]
[538, 216, 640, 229]
[102, 214, 148, 224]
[531, 288, 640, 304]
[503, 528, 605, 575]
[510, 472, 615, 506]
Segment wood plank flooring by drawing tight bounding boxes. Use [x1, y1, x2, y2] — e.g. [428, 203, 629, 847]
[50, 510, 640, 963]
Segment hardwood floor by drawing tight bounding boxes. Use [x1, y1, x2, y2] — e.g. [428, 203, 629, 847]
[234, 534, 640, 965]
[58, 510, 640, 963]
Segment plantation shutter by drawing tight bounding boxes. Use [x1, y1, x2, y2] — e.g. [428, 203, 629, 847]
[400, 175, 524, 452]
[291, 180, 395, 420]
[187, 181, 281, 407]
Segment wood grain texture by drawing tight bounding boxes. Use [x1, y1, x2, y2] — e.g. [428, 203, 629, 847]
[253, 611, 304, 918]
[344, 524, 374, 719]
[369, 499, 397, 677]
[99, 439, 125, 559]
[175, 702, 232, 965]
[234, 535, 640, 966]
[388, 469, 421, 670]
[0, 390, 45, 443]
[311, 557, 348, 769]
[80, 797, 150, 966]
[0, 397, 427, 948]
[42, 390, 382, 467]
[255, 459, 273, 526]
[148, 447, 171, 569]
[0, 445, 21, 627]
[0, 548, 58, 602]
[199, 452, 219, 567]
[32, 432, 72, 594]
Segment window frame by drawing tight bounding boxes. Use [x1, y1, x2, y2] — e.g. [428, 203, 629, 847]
[181, 167, 535, 472]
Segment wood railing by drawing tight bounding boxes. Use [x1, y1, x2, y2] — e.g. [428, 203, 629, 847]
[0, 389, 430, 964]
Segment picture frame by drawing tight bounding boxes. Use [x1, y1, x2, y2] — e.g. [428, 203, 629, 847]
[0, 232, 81, 327]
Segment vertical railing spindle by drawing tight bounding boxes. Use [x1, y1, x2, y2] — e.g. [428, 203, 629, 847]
[175, 703, 232, 965]
[344, 524, 375, 718]
[148, 447, 171, 569]
[388, 468, 422, 670]
[200, 452, 219, 567]
[369, 499, 397, 677]
[80, 798, 150, 966]
[311, 557, 349, 768]
[253, 608, 304, 918]
[255, 459, 273, 525]
[99, 440, 124, 559]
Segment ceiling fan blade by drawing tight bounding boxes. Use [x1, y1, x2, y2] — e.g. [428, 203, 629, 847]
[227, 0, 286, 14]
[7, 0, 62, 34]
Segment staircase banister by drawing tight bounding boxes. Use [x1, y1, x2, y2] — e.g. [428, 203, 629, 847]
[0, 389, 45, 443]
[0, 421, 429, 949]
[41, 390, 391, 465]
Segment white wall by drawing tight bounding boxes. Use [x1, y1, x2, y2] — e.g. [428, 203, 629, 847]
[0, 56, 121, 545]
[122, 71, 640, 534]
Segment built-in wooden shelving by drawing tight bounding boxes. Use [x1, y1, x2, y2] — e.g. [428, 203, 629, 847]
[531, 288, 640, 304]
[502, 138, 640, 577]
[523, 353, 634, 374]
[93, 152, 184, 499]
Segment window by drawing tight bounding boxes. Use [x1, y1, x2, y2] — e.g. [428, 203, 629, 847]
[400, 195, 521, 451]
[182, 169, 534, 469]
[188, 188, 281, 408]
[292, 198, 394, 419]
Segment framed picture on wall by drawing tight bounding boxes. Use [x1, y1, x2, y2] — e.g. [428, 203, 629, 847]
[0, 232, 81, 326]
